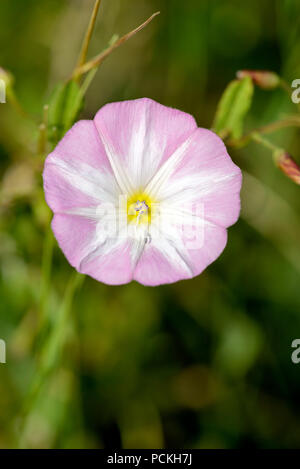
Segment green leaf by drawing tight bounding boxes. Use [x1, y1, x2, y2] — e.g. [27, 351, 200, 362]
[47, 80, 84, 144]
[212, 76, 254, 139]
[63, 80, 84, 131]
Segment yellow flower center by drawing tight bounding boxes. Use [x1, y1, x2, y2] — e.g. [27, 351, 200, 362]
[127, 192, 153, 225]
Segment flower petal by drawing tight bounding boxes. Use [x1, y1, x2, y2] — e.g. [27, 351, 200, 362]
[134, 221, 228, 286]
[133, 129, 241, 285]
[52, 212, 133, 285]
[133, 240, 193, 286]
[94, 98, 197, 190]
[44, 101, 242, 286]
[154, 128, 242, 228]
[43, 120, 118, 213]
[79, 240, 133, 285]
[43, 119, 130, 284]
[51, 213, 98, 270]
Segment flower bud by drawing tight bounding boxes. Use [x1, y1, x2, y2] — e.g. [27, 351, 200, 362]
[237, 70, 280, 90]
[274, 150, 300, 185]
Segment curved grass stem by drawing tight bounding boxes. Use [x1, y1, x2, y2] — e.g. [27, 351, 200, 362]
[251, 132, 283, 152]
[72, 12, 160, 79]
[227, 115, 300, 148]
[73, 0, 102, 83]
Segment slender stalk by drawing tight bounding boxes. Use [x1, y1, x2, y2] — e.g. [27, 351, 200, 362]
[73, 0, 102, 82]
[72, 12, 160, 78]
[227, 115, 300, 148]
[255, 115, 300, 134]
[251, 132, 283, 152]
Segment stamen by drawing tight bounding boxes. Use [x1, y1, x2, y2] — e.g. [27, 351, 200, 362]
[134, 200, 149, 222]
[127, 194, 153, 228]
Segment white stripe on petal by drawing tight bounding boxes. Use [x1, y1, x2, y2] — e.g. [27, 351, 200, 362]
[147, 214, 194, 276]
[61, 206, 100, 220]
[97, 126, 134, 196]
[158, 203, 205, 227]
[130, 237, 147, 270]
[158, 171, 239, 203]
[151, 235, 194, 277]
[78, 222, 129, 270]
[47, 156, 118, 202]
[127, 101, 165, 188]
[145, 130, 197, 199]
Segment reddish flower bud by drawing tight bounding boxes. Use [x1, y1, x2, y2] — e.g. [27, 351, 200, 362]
[237, 70, 280, 90]
[274, 150, 300, 185]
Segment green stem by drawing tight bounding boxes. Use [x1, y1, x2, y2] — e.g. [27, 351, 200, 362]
[72, 11, 160, 79]
[251, 132, 283, 152]
[227, 115, 300, 148]
[73, 0, 102, 83]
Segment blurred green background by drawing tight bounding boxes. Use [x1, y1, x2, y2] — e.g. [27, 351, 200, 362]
[1, 0, 300, 449]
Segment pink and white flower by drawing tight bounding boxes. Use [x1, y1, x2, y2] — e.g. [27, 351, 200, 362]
[43, 98, 242, 286]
